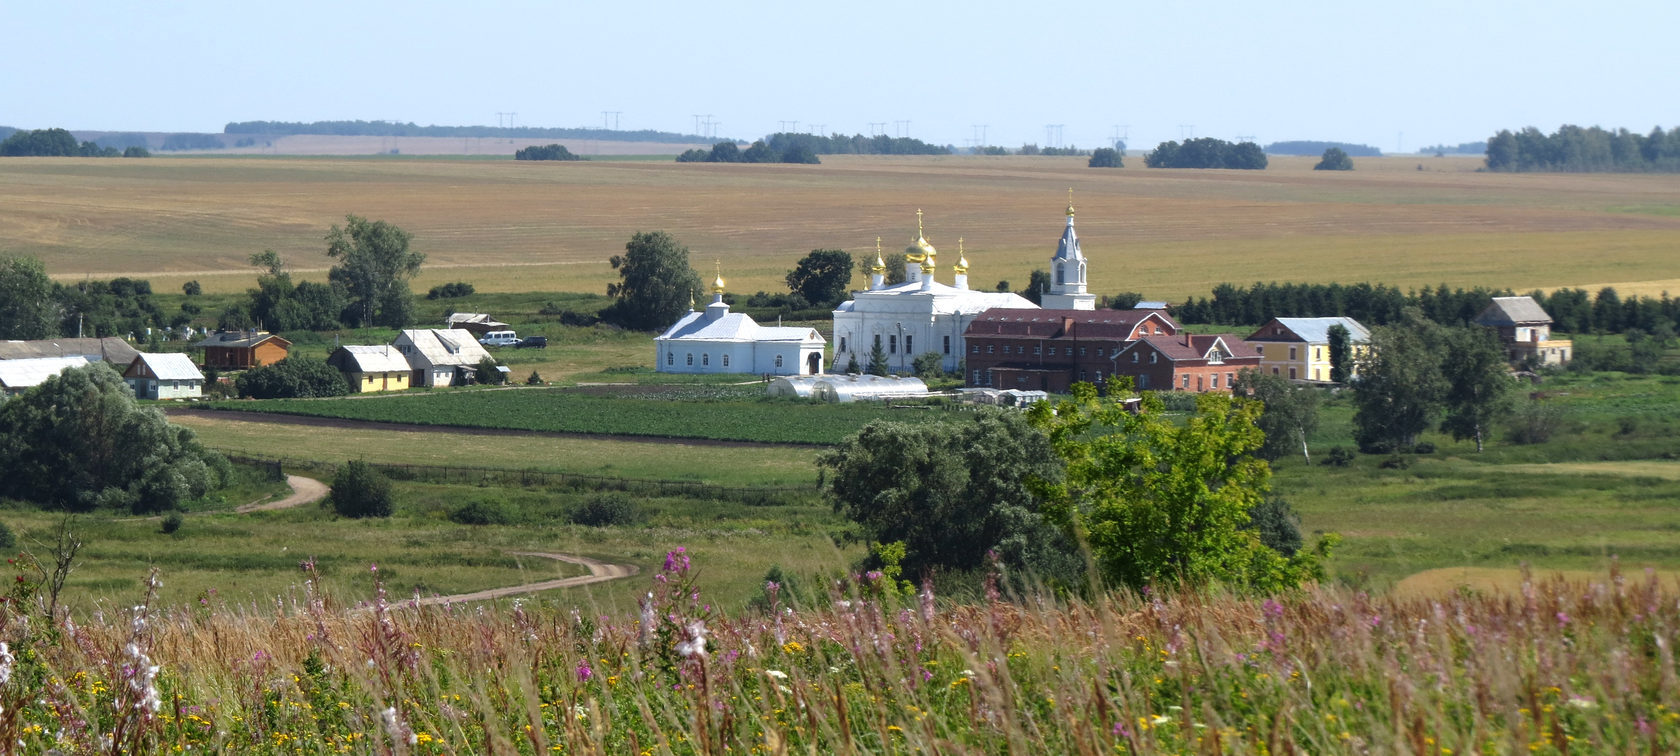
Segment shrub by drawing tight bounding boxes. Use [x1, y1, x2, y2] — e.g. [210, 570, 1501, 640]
[160, 511, 184, 534]
[0, 520, 14, 550]
[1248, 497, 1303, 557]
[449, 496, 513, 525]
[1507, 399, 1562, 445]
[569, 493, 640, 527]
[332, 461, 394, 518]
[526, 370, 543, 385]
[1412, 441, 1437, 454]
[475, 357, 504, 385]
[426, 282, 475, 299]
[237, 358, 351, 399]
[1380, 454, 1411, 470]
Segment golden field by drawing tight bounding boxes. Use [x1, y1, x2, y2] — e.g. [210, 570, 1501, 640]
[3, 153, 1679, 301]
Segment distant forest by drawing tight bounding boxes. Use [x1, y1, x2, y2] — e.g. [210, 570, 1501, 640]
[762, 132, 950, 155]
[1486, 125, 1680, 172]
[1417, 140, 1486, 156]
[1144, 138, 1267, 169]
[1173, 280, 1680, 336]
[224, 120, 702, 144]
[1265, 141, 1382, 157]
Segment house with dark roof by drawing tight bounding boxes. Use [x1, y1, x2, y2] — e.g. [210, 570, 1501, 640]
[122, 353, 205, 400]
[1112, 333, 1262, 393]
[194, 331, 291, 370]
[963, 307, 1184, 392]
[1245, 317, 1371, 382]
[1474, 296, 1572, 366]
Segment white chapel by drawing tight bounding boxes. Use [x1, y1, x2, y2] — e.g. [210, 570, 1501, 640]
[830, 211, 1037, 374]
[655, 269, 827, 375]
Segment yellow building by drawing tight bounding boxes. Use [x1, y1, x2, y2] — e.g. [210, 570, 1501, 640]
[1244, 317, 1370, 382]
[327, 345, 413, 393]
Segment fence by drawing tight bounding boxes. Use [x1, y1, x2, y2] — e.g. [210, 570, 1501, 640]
[215, 451, 819, 506]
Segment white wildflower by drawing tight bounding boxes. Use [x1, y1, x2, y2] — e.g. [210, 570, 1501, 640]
[0, 642, 15, 686]
[765, 669, 788, 680]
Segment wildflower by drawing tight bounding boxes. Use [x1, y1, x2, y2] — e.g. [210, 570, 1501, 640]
[765, 670, 788, 680]
[576, 661, 594, 682]
[1555, 611, 1571, 627]
[663, 547, 690, 573]
[0, 642, 12, 686]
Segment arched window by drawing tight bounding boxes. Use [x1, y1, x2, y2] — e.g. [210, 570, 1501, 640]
[839, 337, 847, 353]
[666, 352, 674, 365]
[775, 354, 784, 368]
[702, 353, 710, 366]
[1056, 266, 1064, 285]
[686, 353, 693, 366]
[721, 354, 730, 367]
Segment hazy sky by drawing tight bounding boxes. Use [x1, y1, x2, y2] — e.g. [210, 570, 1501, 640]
[4, 0, 1676, 151]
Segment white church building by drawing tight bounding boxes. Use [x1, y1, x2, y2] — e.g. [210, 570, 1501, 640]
[831, 202, 1093, 373]
[655, 271, 827, 376]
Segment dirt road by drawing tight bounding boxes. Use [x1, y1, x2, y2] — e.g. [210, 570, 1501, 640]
[236, 474, 330, 513]
[410, 552, 640, 606]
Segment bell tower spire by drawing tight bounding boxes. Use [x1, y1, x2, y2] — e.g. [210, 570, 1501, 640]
[1041, 190, 1096, 310]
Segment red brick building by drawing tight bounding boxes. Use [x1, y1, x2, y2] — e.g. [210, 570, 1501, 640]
[1111, 333, 1261, 392]
[962, 308, 1181, 392]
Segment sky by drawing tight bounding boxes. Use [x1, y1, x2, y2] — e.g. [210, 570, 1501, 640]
[3, 0, 1677, 152]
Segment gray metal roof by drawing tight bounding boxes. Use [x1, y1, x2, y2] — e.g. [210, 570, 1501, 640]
[333, 345, 411, 374]
[393, 329, 492, 368]
[127, 352, 204, 381]
[1475, 296, 1553, 326]
[193, 331, 290, 349]
[0, 356, 93, 389]
[1262, 317, 1371, 344]
[0, 337, 139, 364]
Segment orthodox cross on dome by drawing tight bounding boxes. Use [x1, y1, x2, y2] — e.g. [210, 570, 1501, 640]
[954, 237, 969, 273]
[1066, 187, 1075, 219]
[711, 259, 725, 294]
[871, 237, 886, 273]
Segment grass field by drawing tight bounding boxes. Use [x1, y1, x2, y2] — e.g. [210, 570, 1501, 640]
[6, 154, 1680, 303]
[199, 384, 955, 445]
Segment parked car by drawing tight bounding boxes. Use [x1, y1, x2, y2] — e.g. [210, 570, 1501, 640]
[514, 336, 548, 349]
[478, 330, 519, 347]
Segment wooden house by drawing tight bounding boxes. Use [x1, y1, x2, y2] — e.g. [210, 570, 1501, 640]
[1474, 296, 1572, 367]
[194, 331, 291, 370]
[122, 353, 205, 400]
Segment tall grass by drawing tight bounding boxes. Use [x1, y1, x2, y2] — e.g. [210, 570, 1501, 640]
[2, 551, 1674, 753]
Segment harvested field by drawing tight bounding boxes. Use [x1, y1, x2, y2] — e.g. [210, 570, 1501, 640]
[3, 154, 1678, 301]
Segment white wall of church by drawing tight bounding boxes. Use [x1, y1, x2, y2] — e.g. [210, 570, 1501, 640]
[656, 341, 823, 375]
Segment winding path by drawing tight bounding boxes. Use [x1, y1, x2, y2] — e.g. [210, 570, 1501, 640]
[235, 476, 641, 604]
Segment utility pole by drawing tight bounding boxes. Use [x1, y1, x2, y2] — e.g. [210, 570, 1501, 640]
[810, 123, 824, 135]
[869, 122, 886, 136]
[1178, 124, 1195, 139]
[895, 120, 911, 138]
[972, 124, 988, 147]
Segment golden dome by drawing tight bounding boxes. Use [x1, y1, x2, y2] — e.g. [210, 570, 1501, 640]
[870, 237, 886, 274]
[953, 237, 969, 274]
[904, 209, 936, 262]
[1065, 187, 1075, 218]
[711, 261, 726, 294]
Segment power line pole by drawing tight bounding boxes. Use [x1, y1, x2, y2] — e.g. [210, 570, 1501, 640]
[1179, 124, 1195, 139]
[869, 122, 886, 136]
[972, 124, 988, 147]
[895, 120, 910, 138]
[810, 123, 825, 135]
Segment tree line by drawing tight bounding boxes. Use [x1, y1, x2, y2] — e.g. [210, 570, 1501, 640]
[1144, 138, 1267, 169]
[1, 128, 150, 157]
[224, 120, 702, 144]
[676, 140, 819, 164]
[1485, 124, 1680, 172]
[1265, 140, 1381, 157]
[1172, 280, 1680, 335]
[762, 132, 950, 156]
[514, 144, 584, 161]
[0, 258, 176, 340]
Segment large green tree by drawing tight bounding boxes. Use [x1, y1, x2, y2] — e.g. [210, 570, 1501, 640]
[1439, 327, 1515, 452]
[818, 413, 1075, 583]
[1313, 147, 1354, 171]
[325, 215, 424, 328]
[785, 249, 854, 308]
[0, 255, 58, 339]
[0, 363, 227, 513]
[1232, 368, 1320, 463]
[604, 231, 702, 331]
[1026, 383, 1332, 593]
[236, 357, 351, 399]
[1327, 324, 1353, 383]
[1351, 319, 1447, 452]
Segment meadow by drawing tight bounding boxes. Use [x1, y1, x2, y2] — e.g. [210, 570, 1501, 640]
[5, 154, 1680, 304]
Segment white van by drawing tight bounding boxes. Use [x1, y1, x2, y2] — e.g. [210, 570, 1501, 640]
[478, 330, 519, 347]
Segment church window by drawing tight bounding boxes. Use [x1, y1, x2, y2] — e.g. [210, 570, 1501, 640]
[839, 337, 847, 353]
[943, 336, 950, 354]
[666, 352, 673, 365]
[905, 335, 912, 354]
[722, 354, 730, 367]
[775, 355, 783, 368]
[874, 334, 881, 350]
[889, 335, 897, 353]
[702, 353, 709, 366]
[686, 353, 693, 366]
[1056, 267, 1064, 285]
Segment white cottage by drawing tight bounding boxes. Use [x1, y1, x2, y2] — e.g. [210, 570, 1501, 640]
[656, 273, 826, 376]
[392, 329, 494, 387]
[831, 212, 1038, 374]
[122, 353, 205, 400]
